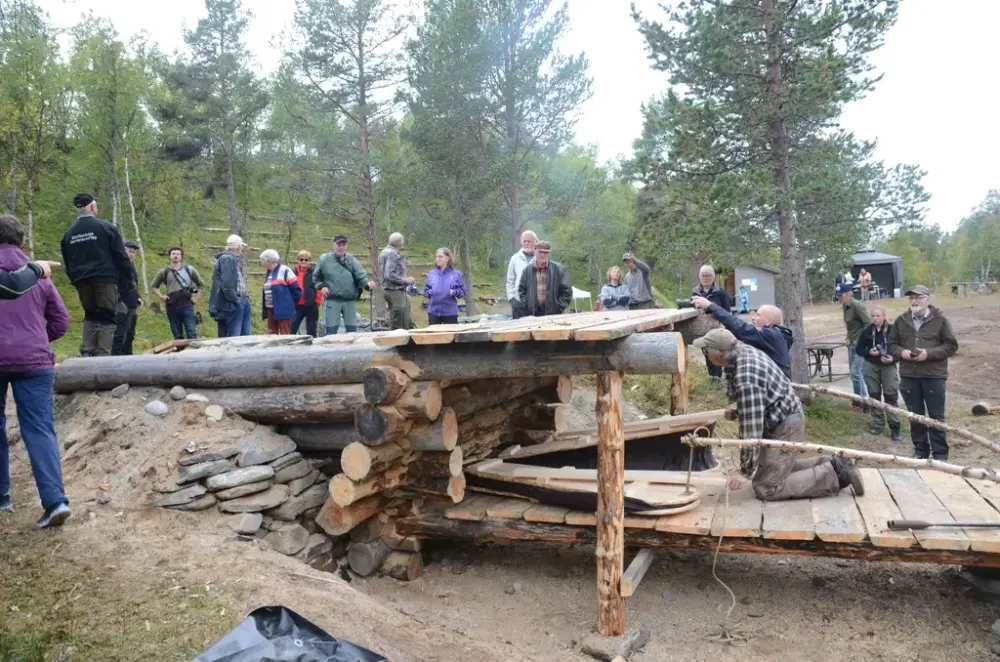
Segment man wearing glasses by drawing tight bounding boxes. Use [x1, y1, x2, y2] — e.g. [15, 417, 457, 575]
[888, 285, 959, 461]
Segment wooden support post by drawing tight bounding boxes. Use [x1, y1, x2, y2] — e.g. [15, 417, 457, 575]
[670, 372, 688, 416]
[595, 370, 626, 637]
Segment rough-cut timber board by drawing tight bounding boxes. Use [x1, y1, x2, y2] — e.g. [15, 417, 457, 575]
[369, 329, 417, 347]
[811, 491, 865, 543]
[763, 499, 816, 541]
[561, 510, 673, 528]
[408, 324, 487, 345]
[565, 510, 597, 526]
[880, 469, 969, 551]
[537, 478, 700, 509]
[623, 514, 661, 530]
[654, 485, 720, 535]
[854, 468, 915, 548]
[573, 309, 700, 341]
[965, 478, 1000, 514]
[486, 498, 535, 520]
[709, 485, 762, 537]
[523, 504, 571, 524]
[920, 471, 1000, 553]
[621, 548, 656, 598]
[488, 312, 615, 342]
[445, 495, 504, 522]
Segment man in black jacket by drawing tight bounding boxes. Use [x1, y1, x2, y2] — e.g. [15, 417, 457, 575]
[0, 260, 59, 299]
[60, 193, 133, 356]
[691, 297, 793, 378]
[112, 242, 142, 355]
[516, 241, 573, 318]
[692, 265, 734, 381]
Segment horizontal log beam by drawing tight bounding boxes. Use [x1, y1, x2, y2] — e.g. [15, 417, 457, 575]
[198, 385, 366, 424]
[54, 333, 686, 392]
[396, 508, 1000, 568]
[279, 423, 357, 451]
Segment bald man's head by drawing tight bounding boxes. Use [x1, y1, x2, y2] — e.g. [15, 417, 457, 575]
[752, 304, 783, 328]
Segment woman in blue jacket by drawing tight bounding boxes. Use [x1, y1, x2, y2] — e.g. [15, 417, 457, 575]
[422, 248, 466, 325]
[260, 250, 302, 335]
[599, 266, 631, 311]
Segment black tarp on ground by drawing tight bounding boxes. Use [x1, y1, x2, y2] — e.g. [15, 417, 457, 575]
[193, 606, 387, 662]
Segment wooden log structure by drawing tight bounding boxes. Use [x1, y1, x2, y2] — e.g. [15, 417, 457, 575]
[595, 370, 626, 637]
[458, 428, 509, 464]
[408, 408, 459, 451]
[362, 366, 411, 405]
[314, 495, 388, 536]
[197, 384, 367, 424]
[280, 423, 357, 451]
[348, 539, 391, 576]
[53, 333, 685, 392]
[800, 384, 1000, 454]
[354, 405, 413, 446]
[341, 441, 410, 481]
[391, 382, 443, 420]
[380, 550, 423, 581]
[683, 436, 1000, 484]
[329, 465, 408, 507]
[407, 447, 463, 478]
[670, 373, 688, 416]
[442, 376, 571, 419]
[509, 403, 565, 432]
[406, 473, 466, 503]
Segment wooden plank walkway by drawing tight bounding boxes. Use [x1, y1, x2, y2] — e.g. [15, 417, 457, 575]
[409, 470, 1000, 567]
[368, 309, 701, 346]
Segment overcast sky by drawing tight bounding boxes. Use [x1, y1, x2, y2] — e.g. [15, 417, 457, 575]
[40, 0, 1000, 231]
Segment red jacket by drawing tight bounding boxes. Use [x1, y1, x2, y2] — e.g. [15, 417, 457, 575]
[295, 264, 323, 307]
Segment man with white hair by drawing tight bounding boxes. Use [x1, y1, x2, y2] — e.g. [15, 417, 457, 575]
[379, 232, 415, 330]
[506, 230, 537, 316]
[691, 296, 793, 378]
[259, 249, 301, 335]
[694, 328, 863, 501]
[209, 234, 252, 337]
[692, 264, 733, 381]
[888, 285, 959, 460]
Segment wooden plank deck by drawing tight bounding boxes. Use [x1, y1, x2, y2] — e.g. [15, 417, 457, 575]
[405, 471, 1000, 566]
[368, 309, 701, 346]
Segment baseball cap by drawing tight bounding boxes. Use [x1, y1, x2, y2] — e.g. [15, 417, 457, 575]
[835, 283, 853, 296]
[535, 241, 551, 252]
[226, 234, 247, 247]
[692, 328, 738, 353]
[124, 241, 139, 249]
[904, 285, 930, 297]
[73, 193, 95, 208]
[622, 252, 631, 261]
[333, 235, 348, 243]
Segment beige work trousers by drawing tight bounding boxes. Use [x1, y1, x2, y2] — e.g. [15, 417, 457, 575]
[752, 417, 841, 501]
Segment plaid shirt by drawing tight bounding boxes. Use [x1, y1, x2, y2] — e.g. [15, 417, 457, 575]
[730, 344, 803, 477]
[534, 261, 549, 308]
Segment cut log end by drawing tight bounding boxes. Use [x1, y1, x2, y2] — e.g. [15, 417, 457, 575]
[362, 365, 411, 405]
[380, 550, 423, 581]
[408, 408, 459, 451]
[355, 405, 412, 446]
[556, 375, 573, 404]
[348, 539, 391, 576]
[972, 402, 997, 417]
[341, 441, 407, 481]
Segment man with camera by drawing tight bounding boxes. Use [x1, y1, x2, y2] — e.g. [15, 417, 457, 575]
[855, 304, 901, 441]
[152, 246, 204, 340]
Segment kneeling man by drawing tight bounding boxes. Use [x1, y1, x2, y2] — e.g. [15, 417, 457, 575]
[695, 328, 864, 500]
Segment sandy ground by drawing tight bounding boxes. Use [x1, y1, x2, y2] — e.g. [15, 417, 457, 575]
[3, 294, 1000, 661]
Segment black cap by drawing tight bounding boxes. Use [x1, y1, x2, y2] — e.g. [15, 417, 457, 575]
[333, 235, 348, 243]
[73, 193, 95, 209]
[124, 241, 139, 249]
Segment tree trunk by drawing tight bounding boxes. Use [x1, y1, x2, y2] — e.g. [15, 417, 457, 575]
[25, 178, 34, 259]
[459, 222, 477, 317]
[595, 371, 625, 637]
[357, 34, 385, 316]
[763, 0, 809, 385]
[224, 144, 239, 235]
[123, 145, 149, 299]
[279, 423, 357, 451]
[199, 385, 368, 424]
[53, 334, 687, 392]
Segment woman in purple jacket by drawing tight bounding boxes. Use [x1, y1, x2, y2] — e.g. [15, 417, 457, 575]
[0, 215, 72, 528]
[422, 248, 466, 325]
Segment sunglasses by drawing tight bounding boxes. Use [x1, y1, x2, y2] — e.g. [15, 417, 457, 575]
[298, 258, 311, 263]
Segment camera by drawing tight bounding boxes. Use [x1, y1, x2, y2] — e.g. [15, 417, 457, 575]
[676, 298, 694, 309]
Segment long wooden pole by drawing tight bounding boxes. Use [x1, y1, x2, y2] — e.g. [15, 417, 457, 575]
[54, 333, 686, 392]
[682, 435, 1000, 485]
[799, 383, 1000, 454]
[595, 371, 625, 637]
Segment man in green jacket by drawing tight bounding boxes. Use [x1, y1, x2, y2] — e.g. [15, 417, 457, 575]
[837, 283, 871, 409]
[888, 285, 959, 461]
[313, 235, 374, 334]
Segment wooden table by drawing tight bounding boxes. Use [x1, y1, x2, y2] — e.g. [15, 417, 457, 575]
[806, 341, 846, 382]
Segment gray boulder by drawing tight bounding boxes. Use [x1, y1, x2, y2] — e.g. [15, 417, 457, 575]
[265, 484, 328, 522]
[110, 384, 130, 398]
[215, 480, 274, 501]
[296, 534, 333, 564]
[176, 459, 231, 485]
[237, 437, 297, 467]
[265, 524, 310, 556]
[273, 460, 311, 484]
[226, 513, 263, 535]
[217, 485, 290, 514]
[178, 447, 240, 467]
[145, 400, 169, 417]
[269, 452, 303, 472]
[152, 483, 207, 508]
[166, 494, 217, 512]
[169, 385, 187, 401]
[287, 469, 321, 497]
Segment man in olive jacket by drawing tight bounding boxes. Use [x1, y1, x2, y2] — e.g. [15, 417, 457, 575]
[313, 235, 374, 334]
[888, 285, 959, 461]
[837, 283, 870, 407]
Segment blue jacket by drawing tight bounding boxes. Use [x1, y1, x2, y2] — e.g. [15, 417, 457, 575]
[705, 302, 793, 378]
[599, 282, 631, 311]
[423, 266, 466, 317]
[209, 251, 244, 319]
[262, 262, 302, 322]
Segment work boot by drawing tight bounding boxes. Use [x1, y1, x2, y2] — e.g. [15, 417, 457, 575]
[869, 423, 884, 436]
[0, 492, 11, 512]
[889, 425, 902, 442]
[830, 457, 865, 496]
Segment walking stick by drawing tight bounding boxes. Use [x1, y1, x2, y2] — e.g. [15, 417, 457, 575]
[889, 519, 1000, 531]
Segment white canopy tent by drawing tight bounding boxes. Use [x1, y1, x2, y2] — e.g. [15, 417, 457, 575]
[571, 286, 592, 312]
